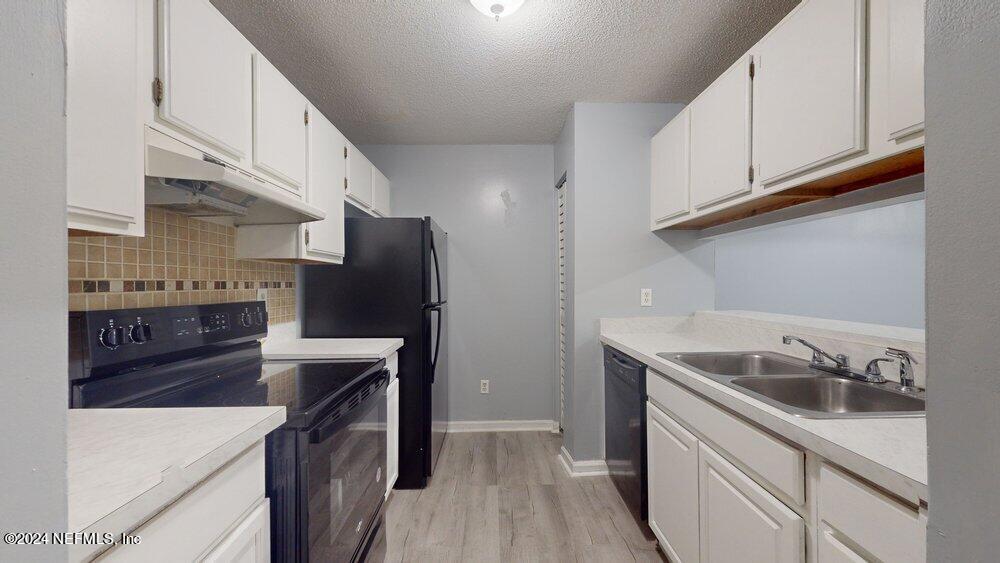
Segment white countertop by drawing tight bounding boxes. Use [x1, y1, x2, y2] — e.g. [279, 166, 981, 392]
[261, 337, 404, 360]
[68, 407, 285, 560]
[600, 313, 928, 504]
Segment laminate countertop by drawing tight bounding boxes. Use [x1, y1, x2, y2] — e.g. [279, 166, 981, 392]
[68, 407, 285, 561]
[261, 337, 404, 360]
[600, 311, 928, 505]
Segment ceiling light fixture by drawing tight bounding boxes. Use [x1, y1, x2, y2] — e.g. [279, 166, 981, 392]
[470, 0, 525, 21]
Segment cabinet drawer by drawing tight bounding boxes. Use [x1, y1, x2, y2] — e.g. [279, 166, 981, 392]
[818, 464, 925, 563]
[647, 370, 804, 504]
[699, 443, 804, 563]
[99, 442, 267, 562]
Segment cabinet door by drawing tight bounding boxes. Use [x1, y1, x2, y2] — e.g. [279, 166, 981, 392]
[67, 0, 143, 236]
[886, 0, 925, 140]
[157, 0, 252, 160]
[253, 53, 307, 193]
[203, 498, 270, 563]
[386, 378, 400, 494]
[754, 0, 866, 186]
[647, 403, 700, 563]
[699, 443, 803, 563]
[650, 108, 690, 227]
[690, 55, 753, 209]
[346, 142, 374, 208]
[817, 527, 867, 563]
[304, 110, 346, 261]
[372, 167, 391, 217]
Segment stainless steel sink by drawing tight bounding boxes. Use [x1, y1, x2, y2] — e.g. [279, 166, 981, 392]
[730, 376, 925, 417]
[663, 351, 810, 376]
[657, 351, 925, 418]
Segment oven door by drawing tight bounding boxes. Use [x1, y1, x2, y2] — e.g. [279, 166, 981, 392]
[305, 371, 387, 562]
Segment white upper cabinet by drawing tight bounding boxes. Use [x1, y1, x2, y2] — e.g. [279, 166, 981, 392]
[305, 110, 346, 261]
[67, 0, 144, 236]
[647, 403, 700, 563]
[372, 167, 391, 217]
[157, 0, 252, 161]
[252, 53, 308, 194]
[754, 0, 867, 187]
[346, 142, 374, 208]
[650, 108, 690, 228]
[699, 443, 804, 563]
[689, 55, 753, 209]
[886, 0, 925, 140]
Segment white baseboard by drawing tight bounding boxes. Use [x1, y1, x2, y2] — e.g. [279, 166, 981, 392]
[559, 445, 610, 477]
[446, 419, 560, 433]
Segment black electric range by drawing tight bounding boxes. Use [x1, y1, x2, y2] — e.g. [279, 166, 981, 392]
[69, 301, 387, 562]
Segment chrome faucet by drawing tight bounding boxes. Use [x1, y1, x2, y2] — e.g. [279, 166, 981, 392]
[885, 348, 918, 391]
[782, 336, 851, 369]
[782, 335, 888, 383]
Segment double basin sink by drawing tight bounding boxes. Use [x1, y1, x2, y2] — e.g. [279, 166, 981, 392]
[657, 351, 925, 419]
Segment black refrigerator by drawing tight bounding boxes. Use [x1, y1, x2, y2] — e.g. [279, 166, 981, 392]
[301, 216, 448, 490]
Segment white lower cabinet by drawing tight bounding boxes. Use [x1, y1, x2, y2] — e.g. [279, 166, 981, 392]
[386, 376, 400, 496]
[817, 527, 867, 563]
[699, 443, 804, 563]
[647, 402, 700, 563]
[97, 442, 270, 562]
[203, 499, 270, 562]
[644, 366, 926, 563]
[818, 464, 925, 562]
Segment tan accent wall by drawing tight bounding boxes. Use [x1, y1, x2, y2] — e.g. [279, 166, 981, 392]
[68, 208, 296, 323]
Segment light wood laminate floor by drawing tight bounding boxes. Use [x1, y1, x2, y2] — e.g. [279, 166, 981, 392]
[382, 431, 664, 562]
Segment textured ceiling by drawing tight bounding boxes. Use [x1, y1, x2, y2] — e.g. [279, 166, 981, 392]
[211, 0, 798, 144]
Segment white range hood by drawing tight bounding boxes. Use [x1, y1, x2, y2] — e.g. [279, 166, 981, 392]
[144, 128, 324, 225]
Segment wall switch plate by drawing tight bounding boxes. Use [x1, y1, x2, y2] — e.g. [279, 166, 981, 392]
[480, 379, 490, 394]
[257, 289, 268, 302]
[640, 288, 653, 307]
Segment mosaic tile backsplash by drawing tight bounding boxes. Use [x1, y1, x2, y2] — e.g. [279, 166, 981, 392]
[69, 208, 296, 324]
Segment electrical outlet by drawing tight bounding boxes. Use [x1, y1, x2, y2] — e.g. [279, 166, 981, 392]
[640, 288, 653, 307]
[257, 288, 268, 302]
[480, 379, 490, 394]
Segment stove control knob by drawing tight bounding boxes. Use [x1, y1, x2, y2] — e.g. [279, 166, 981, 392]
[129, 324, 150, 344]
[98, 326, 124, 349]
[240, 311, 253, 327]
[254, 308, 264, 326]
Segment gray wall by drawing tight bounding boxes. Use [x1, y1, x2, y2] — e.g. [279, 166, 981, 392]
[0, 1, 69, 561]
[361, 145, 558, 423]
[715, 196, 926, 328]
[566, 103, 716, 460]
[925, 1, 1000, 559]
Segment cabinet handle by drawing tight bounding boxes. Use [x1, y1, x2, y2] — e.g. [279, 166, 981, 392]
[304, 228, 310, 246]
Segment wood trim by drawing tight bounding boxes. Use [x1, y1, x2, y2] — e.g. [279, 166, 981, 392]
[667, 148, 923, 230]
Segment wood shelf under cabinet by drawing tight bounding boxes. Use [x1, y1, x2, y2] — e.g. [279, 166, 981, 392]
[667, 147, 924, 231]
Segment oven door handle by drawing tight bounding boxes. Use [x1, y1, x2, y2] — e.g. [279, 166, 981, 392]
[308, 370, 387, 444]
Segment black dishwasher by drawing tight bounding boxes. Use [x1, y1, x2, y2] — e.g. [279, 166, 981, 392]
[604, 346, 648, 522]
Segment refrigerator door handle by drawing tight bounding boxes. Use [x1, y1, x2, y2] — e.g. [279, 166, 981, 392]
[430, 306, 442, 384]
[431, 235, 443, 305]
